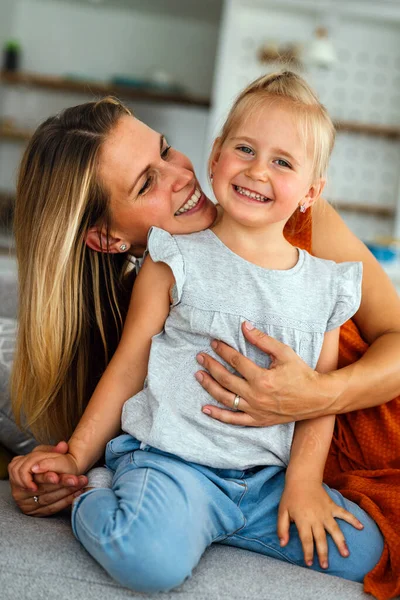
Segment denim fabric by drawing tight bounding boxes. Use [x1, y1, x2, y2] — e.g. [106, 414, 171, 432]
[71, 434, 384, 594]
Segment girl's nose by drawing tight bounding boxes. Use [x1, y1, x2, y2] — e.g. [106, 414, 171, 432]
[246, 161, 269, 182]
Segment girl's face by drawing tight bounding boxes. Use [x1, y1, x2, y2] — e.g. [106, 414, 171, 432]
[98, 115, 216, 255]
[211, 102, 324, 230]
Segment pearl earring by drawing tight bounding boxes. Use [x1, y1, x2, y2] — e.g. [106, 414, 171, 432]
[119, 244, 128, 252]
[210, 172, 213, 181]
[299, 204, 307, 213]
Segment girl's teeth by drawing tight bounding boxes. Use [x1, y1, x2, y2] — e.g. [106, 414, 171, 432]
[235, 185, 270, 202]
[175, 188, 201, 214]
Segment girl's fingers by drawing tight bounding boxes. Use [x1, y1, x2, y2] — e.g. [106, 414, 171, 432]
[298, 526, 314, 566]
[335, 507, 364, 531]
[312, 525, 329, 569]
[325, 519, 350, 558]
[32, 458, 58, 474]
[9, 456, 36, 491]
[277, 509, 290, 547]
[196, 352, 249, 398]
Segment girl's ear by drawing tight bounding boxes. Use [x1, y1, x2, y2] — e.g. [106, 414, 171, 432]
[304, 178, 326, 209]
[85, 227, 130, 254]
[209, 137, 222, 176]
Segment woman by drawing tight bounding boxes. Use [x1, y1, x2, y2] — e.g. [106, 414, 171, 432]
[9, 97, 400, 599]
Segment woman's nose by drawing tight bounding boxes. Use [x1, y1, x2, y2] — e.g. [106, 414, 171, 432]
[168, 163, 194, 192]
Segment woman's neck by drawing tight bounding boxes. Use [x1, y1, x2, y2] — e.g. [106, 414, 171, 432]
[210, 208, 298, 270]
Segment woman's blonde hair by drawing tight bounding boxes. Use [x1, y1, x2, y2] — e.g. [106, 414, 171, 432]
[215, 70, 335, 180]
[12, 96, 134, 443]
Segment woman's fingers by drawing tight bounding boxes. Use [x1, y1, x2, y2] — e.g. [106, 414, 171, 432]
[196, 351, 250, 397]
[59, 473, 88, 487]
[241, 322, 291, 362]
[21, 489, 83, 517]
[11, 479, 87, 516]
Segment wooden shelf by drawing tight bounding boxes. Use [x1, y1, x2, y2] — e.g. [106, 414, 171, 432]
[0, 71, 211, 108]
[333, 201, 396, 218]
[335, 120, 400, 139]
[0, 126, 31, 141]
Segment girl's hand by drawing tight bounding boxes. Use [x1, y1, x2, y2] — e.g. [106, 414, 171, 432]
[196, 322, 330, 426]
[277, 479, 364, 569]
[9, 442, 88, 517]
[9, 448, 79, 491]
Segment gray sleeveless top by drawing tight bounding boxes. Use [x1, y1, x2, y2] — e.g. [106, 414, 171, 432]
[122, 227, 362, 470]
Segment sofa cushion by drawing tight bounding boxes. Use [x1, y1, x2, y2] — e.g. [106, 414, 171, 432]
[0, 317, 37, 455]
[0, 481, 372, 600]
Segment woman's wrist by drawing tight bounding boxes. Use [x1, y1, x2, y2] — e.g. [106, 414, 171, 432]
[314, 369, 349, 417]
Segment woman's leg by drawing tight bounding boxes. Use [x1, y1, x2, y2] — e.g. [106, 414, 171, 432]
[223, 466, 384, 582]
[71, 448, 244, 593]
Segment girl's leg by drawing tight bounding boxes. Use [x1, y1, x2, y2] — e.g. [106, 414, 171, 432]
[71, 449, 244, 593]
[224, 467, 384, 582]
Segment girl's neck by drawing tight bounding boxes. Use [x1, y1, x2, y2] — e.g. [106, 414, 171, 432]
[211, 206, 298, 271]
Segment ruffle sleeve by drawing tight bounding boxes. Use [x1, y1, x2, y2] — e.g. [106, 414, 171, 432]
[145, 226, 185, 305]
[326, 261, 363, 331]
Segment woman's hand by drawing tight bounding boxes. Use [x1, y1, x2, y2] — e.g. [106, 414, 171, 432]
[9, 441, 88, 517]
[277, 479, 363, 569]
[196, 322, 334, 426]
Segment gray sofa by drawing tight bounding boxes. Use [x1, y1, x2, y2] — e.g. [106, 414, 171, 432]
[0, 268, 374, 599]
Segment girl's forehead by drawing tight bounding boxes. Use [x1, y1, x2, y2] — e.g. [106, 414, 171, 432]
[231, 102, 303, 145]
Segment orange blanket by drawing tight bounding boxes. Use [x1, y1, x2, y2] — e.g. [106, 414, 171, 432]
[285, 214, 400, 600]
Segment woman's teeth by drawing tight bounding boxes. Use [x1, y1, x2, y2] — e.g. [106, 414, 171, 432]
[175, 188, 201, 214]
[234, 185, 270, 202]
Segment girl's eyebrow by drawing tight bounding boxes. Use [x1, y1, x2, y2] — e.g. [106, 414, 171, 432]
[128, 134, 166, 196]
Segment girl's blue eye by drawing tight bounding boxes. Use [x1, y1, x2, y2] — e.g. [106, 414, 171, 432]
[237, 145, 254, 155]
[276, 159, 291, 168]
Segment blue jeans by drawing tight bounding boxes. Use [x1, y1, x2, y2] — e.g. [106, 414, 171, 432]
[71, 434, 384, 593]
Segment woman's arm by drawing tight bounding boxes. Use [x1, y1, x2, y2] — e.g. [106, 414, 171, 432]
[9, 256, 173, 486]
[311, 199, 400, 412]
[196, 200, 400, 425]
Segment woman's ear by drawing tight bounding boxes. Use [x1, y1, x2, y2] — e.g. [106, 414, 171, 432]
[85, 227, 130, 254]
[304, 178, 326, 209]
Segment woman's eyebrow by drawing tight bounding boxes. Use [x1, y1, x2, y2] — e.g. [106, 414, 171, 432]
[128, 134, 166, 196]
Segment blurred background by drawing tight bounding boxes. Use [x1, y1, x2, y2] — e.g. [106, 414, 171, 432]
[1, 0, 400, 289]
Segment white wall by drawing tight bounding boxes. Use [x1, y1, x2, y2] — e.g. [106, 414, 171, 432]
[0, 0, 218, 197]
[0, 0, 15, 48]
[13, 0, 219, 97]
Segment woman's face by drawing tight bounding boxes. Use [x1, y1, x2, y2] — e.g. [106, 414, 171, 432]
[99, 115, 216, 255]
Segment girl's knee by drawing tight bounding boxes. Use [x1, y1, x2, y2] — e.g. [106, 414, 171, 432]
[337, 518, 384, 582]
[106, 545, 195, 592]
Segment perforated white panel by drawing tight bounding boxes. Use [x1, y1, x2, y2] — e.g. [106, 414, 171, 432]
[208, 0, 400, 241]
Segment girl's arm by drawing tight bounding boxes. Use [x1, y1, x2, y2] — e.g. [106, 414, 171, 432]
[195, 200, 400, 424]
[10, 256, 174, 488]
[278, 328, 363, 569]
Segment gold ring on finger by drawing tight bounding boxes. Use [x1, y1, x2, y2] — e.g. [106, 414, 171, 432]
[232, 394, 241, 411]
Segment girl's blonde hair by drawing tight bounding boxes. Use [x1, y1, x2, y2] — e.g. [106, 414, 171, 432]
[12, 97, 134, 443]
[216, 70, 335, 180]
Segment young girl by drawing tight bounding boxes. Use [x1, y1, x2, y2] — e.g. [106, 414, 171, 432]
[12, 71, 383, 591]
